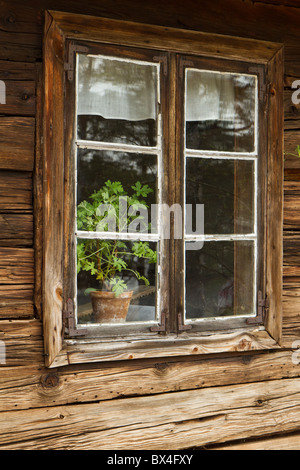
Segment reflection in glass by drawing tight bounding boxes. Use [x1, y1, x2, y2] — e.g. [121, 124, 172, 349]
[77, 54, 158, 146]
[185, 70, 256, 152]
[185, 240, 255, 319]
[186, 158, 254, 234]
[76, 239, 157, 324]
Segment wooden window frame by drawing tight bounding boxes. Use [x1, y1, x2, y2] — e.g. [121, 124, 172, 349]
[42, 10, 283, 368]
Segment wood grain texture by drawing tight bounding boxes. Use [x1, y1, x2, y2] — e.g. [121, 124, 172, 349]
[0, 117, 35, 171]
[0, 171, 32, 212]
[0, 80, 35, 116]
[0, 320, 43, 366]
[42, 12, 65, 367]
[49, 10, 281, 64]
[265, 48, 284, 344]
[0, 349, 299, 412]
[0, 377, 300, 449]
[0, 247, 34, 285]
[210, 432, 300, 450]
[0, 0, 299, 452]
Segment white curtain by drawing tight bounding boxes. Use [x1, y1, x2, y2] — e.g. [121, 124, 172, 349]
[77, 55, 157, 121]
[77, 55, 236, 123]
[186, 70, 235, 122]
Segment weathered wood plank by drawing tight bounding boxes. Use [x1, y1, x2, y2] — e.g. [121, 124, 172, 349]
[43, 12, 65, 367]
[53, 329, 279, 368]
[0, 213, 33, 246]
[284, 76, 300, 130]
[0, 247, 34, 285]
[0, 349, 299, 412]
[211, 432, 300, 450]
[0, 2, 41, 62]
[284, 180, 300, 229]
[283, 284, 300, 321]
[49, 10, 282, 64]
[0, 80, 35, 116]
[284, 130, 300, 169]
[0, 60, 36, 80]
[0, 378, 300, 449]
[0, 320, 43, 366]
[0, 171, 32, 211]
[265, 47, 284, 344]
[283, 232, 300, 278]
[0, 117, 35, 171]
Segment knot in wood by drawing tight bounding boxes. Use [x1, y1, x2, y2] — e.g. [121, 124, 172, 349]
[154, 362, 169, 373]
[6, 14, 16, 24]
[41, 373, 60, 389]
[238, 339, 252, 351]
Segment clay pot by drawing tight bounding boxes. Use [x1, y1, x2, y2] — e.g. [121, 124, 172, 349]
[90, 290, 133, 324]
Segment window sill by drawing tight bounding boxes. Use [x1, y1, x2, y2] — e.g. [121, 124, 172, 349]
[49, 327, 280, 368]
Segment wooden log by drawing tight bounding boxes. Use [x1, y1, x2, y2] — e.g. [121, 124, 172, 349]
[1, 377, 300, 449]
[210, 432, 300, 450]
[0, 247, 34, 285]
[284, 76, 300, 130]
[283, 232, 300, 278]
[0, 320, 43, 366]
[0, 117, 35, 171]
[284, 130, 300, 169]
[0, 3, 41, 62]
[0, 171, 32, 212]
[0, 349, 299, 412]
[0, 80, 35, 116]
[0, 213, 33, 246]
[284, 180, 300, 229]
[0, 60, 36, 80]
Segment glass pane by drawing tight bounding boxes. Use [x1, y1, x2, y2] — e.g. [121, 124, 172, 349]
[186, 158, 255, 234]
[77, 239, 157, 324]
[185, 240, 255, 319]
[77, 54, 158, 146]
[77, 149, 158, 234]
[185, 70, 256, 153]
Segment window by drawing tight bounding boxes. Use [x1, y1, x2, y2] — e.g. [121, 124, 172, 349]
[43, 11, 283, 367]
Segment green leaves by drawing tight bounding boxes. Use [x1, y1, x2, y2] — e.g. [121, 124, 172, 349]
[110, 278, 128, 297]
[76, 181, 157, 296]
[131, 181, 153, 198]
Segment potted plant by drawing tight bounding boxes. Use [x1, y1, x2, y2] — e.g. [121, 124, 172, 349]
[76, 180, 157, 323]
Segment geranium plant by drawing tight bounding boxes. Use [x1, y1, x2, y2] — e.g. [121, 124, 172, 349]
[77, 180, 157, 297]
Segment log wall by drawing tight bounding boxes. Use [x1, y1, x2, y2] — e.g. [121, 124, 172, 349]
[0, 0, 300, 450]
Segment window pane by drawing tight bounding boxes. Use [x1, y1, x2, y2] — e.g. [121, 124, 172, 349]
[77, 239, 157, 325]
[77, 149, 158, 234]
[185, 240, 255, 319]
[186, 158, 255, 235]
[185, 70, 256, 153]
[77, 54, 158, 146]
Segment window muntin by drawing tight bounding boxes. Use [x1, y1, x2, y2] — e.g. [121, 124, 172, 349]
[74, 52, 164, 330]
[42, 12, 283, 367]
[183, 67, 258, 323]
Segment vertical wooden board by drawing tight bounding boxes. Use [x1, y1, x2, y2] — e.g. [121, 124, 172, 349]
[43, 12, 64, 367]
[265, 48, 284, 344]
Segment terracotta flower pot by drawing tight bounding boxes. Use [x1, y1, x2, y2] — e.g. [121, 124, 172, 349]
[90, 290, 133, 324]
